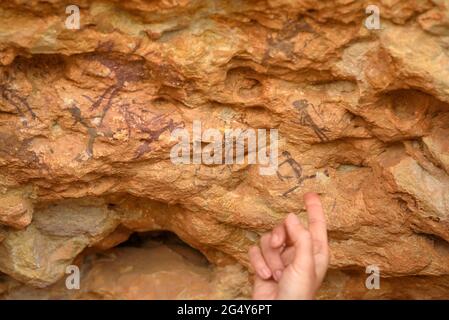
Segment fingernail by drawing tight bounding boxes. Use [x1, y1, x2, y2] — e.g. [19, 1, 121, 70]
[260, 267, 271, 279]
[274, 270, 283, 281]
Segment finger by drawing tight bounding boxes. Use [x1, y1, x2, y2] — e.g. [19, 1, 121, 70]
[260, 233, 285, 281]
[248, 245, 272, 280]
[304, 192, 329, 279]
[304, 192, 328, 253]
[281, 246, 295, 265]
[252, 274, 278, 300]
[284, 213, 315, 277]
[252, 275, 265, 300]
[270, 223, 286, 248]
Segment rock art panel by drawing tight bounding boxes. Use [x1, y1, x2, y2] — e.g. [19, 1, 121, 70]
[0, 0, 449, 299]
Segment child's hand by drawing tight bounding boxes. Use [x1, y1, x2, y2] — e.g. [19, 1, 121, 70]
[249, 192, 329, 299]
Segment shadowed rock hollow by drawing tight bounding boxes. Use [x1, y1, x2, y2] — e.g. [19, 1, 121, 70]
[0, 0, 449, 299]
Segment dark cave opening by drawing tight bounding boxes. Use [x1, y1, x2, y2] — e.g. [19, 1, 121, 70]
[115, 230, 210, 267]
[117, 230, 185, 248]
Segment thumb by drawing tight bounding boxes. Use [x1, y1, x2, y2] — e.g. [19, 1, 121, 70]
[284, 213, 315, 276]
[276, 213, 316, 299]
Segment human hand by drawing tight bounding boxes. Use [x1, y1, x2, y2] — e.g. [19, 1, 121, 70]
[249, 192, 329, 299]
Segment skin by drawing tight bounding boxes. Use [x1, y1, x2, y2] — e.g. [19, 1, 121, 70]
[249, 192, 329, 300]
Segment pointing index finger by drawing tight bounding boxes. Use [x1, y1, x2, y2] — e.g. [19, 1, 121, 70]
[304, 192, 328, 253]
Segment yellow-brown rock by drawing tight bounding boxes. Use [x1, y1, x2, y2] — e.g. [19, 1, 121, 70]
[0, 0, 449, 299]
[0, 240, 250, 300]
[0, 189, 33, 229]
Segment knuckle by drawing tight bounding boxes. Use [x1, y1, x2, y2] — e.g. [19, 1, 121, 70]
[308, 217, 326, 225]
[300, 229, 312, 241]
[307, 202, 322, 209]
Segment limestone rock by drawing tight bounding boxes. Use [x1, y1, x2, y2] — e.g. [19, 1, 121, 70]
[0, 189, 33, 229]
[0, 199, 119, 287]
[75, 245, 248, 300]
[0, 242, 250, 300]
[0, 0, 448, 299]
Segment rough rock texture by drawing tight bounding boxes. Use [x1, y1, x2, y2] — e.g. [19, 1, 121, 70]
[0, 0, 449, 299]
[1, 234, 250, 300]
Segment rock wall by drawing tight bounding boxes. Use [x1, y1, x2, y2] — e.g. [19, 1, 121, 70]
[0, 0, 449, 299]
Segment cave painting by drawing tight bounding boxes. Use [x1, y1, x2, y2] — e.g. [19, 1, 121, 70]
[293, 99, 330, 142]
[69, 104, 99, 160]
[277, 150, 316, 197]
[170, 120, 279, 175]
[119, 104, 185, 159]
[0, 84, 38, 126]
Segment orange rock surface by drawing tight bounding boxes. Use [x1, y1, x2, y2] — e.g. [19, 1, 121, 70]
[0, 0, 449, 299]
